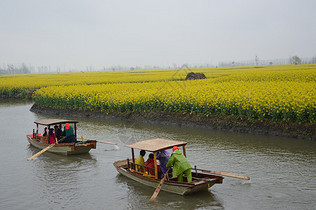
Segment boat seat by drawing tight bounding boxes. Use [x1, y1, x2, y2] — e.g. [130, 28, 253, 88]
[129, 168, 155, 178]
[36, 135, 48, 144]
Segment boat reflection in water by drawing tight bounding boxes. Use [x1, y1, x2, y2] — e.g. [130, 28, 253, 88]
[115, 175, 224, 209]
[29, 148, 97, 208]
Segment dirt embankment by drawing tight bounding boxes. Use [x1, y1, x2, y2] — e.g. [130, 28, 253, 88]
[30, 104, 316, 140]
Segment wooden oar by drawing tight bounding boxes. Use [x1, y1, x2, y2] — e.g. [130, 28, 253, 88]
[199, 169, 250, 180]
[27, 137, 65, 161]
[84, 138, 117, 145]
[97, 140, 117, 145]
[27, 143, 56, 161]
[148, 168, 170, 203]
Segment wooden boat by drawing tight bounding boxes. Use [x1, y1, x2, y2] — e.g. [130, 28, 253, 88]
[27, 119, 96, 156]
[113, 138, 224, 195]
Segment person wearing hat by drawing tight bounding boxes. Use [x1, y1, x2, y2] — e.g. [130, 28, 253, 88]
[166, 146, 192, 182]
[62, 123, 75, 143]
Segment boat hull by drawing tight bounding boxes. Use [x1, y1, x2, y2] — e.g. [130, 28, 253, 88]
[27, 135, 95, 156]
[113, 160, 223, 195]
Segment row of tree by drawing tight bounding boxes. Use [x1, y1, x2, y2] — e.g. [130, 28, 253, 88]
[1, 56, 316, 74]
[219, 56, 316, 67]
[0, 63, 31, 74]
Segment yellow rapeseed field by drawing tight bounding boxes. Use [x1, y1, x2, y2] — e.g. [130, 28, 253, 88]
[31, 64, 316, 123]
[0, 69, 187, 97]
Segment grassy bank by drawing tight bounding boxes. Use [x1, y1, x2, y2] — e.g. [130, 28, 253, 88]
[30, 104, 316, 140]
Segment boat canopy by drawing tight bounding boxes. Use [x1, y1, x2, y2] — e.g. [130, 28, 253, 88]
[34, 119, 78, 126]
[125, 138, 187, 152]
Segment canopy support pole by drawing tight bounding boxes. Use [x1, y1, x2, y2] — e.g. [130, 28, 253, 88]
[131, 148, 135, 170]
[154, 152, 158, 179]
[74, 123, 77, 139]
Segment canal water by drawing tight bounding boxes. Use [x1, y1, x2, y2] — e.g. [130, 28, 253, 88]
[0, 101, 315, 210]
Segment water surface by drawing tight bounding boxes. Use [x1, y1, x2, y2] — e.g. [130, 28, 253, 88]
[0, 101, 315, 209]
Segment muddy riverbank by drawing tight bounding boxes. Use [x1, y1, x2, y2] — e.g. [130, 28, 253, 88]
[30, 104, 315, 140]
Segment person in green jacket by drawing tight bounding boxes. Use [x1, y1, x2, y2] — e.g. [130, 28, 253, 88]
[62, 123, 75, 143]
[166, 146, 192, 182]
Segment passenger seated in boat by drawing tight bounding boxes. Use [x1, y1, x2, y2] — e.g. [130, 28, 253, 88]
[48, 128, 56, 144]
[43, 127, 48, 136]
[157, 149, 170, 175]
[145, 153, 161, 178]
[62, 123, 75, 143]
[166, 146, 192, 183]
[54, 125, 62, 141]
[135, 150, 146, 171]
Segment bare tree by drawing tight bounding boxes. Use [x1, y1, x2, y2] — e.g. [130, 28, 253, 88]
[290, 55, 302, 65]
[255, 55, 259, 65]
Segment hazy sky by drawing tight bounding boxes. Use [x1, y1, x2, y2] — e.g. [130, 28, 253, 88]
[1, 0, 315, 70]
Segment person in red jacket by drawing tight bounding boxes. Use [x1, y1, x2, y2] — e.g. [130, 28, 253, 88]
[48, 128, 56, 144]
[145, 153, 161, 177]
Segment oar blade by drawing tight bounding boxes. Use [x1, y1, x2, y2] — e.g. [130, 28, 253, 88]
[200, 169, 250, 180]
[84, 138, 117, 145]
[27, 144, 56, 161]
[148, 168, 170, 203]
[148, 178, 165, 203]
[97, 140, 117, 145]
